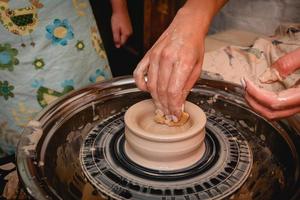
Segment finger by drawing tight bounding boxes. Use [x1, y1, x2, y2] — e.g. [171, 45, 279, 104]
[273, 48, 300, 77]
[183, 50, 204, 94]
[244, 78, 279, 107]
[245, 93, 300, 120]
[147, 47, 165, 112]
[245, 77, 300, 109]
[274, 87, 300, 109]
[112, 25, 121, 48]
[167, 54, 198, 117]
[133, 54, 150, 91]
[134, 31, 170, 94]
[157, 47, 176, 114]
[182, 60, 202, 101]
[259, 68, 282, 84]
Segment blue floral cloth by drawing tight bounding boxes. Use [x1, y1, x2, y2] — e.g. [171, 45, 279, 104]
[46, 19, 74, 46]
[0, 0, 112, 156]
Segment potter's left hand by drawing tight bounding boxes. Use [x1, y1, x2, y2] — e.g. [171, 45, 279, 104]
[110, 0, 133, 48]
[244, 48, 300, 120]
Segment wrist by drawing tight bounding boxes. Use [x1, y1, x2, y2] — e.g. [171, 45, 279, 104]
[176, 7, 211, 37]
[110, 0, 128, 14]
[179, 0, 228, 36]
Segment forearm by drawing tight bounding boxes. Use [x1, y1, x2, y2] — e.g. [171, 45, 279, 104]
[110, 0, 128, 14]
[180, 0, 229, 35]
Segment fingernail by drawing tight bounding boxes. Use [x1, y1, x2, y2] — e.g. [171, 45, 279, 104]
[172, 115, 179, 122]
[240, 77, 246, 89]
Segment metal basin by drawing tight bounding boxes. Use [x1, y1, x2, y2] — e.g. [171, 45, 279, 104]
[17, 76, 300, 200]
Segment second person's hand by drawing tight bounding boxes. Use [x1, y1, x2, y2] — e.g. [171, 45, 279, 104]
[110, 0, 133, 48]
[245, 48, 300, 120]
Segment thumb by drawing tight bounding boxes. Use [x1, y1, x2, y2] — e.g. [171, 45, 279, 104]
[272, 48, 300, 77]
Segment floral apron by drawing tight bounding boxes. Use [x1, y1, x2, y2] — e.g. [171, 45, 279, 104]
[0, 0, 112, 156]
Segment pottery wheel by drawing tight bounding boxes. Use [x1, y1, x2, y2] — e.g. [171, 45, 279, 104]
[80, 111, 252, 200]
[16, 77, 300, 200]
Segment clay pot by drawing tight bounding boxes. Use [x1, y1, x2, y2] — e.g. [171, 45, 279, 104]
[124, 99, 206, 171]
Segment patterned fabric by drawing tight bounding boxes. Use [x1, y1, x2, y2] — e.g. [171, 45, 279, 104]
[203, 24, 300, 132]
[0, 0, 112, 156]
[203, 24, 300, 92]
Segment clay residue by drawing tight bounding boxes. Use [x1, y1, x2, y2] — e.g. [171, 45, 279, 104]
[259, 68, 283, 83]
[259, 68, 300, 88]
[0, 162, 15, 171]
[21, 120, 43, 155]
[154, 110, 190, 127]
[3, 171, 20, 199]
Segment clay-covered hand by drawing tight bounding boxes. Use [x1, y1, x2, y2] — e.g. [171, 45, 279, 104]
[110, 0, 133, 48]
[134, 0, 228, 120]
[244, 48, 300, 120]
[134, 7, 208, 119]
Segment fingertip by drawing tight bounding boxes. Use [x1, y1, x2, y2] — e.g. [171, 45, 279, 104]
[153, 100, 166, 114]
[134, 57, 151, 91]
[243, 77, 251, 86]
[244, 78, 259, 94]
[134, 76, 148, 91]
[169, 104, 182, 119]
[175, 110, 182, 120]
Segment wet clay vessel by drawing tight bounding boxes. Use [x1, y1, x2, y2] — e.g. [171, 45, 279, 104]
[124, 99, 206, 171]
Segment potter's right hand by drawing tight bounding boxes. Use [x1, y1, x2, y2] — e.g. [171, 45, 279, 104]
[134, 9, 205, 118]
[134, 0, 228, 119]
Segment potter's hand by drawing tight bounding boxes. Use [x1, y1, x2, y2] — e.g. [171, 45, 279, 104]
[111, 0, 133, 48]
[134, 0, 228, 119]
[134, 9, 205, 118]
[245, 48, 300, 120]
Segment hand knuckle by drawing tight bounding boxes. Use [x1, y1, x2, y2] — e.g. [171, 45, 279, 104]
[181, 53, 195, 65]
[167, 88, 180, 98]
[161, 49, 174, 61]
[150, 50, 159, 59]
